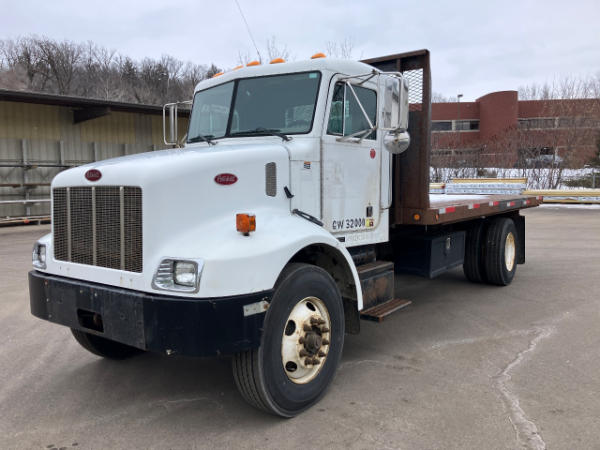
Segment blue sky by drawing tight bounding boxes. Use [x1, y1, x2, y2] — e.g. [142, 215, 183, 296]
[2, 0, 599, 100]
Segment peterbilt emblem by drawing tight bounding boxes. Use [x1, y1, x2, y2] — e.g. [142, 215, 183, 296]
[214, 173, 238, 185]
[85, 169, 102, 181]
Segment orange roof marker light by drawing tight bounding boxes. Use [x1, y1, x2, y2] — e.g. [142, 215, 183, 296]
[232, 65, 244, 70]
[311, 52, 326, 59]
[212, 72, 224, 78]
[269, 58, 285, 64]
[246, 60, 261, 67]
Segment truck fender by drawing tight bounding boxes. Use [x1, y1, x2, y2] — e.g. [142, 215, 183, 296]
[284, 240, 364, 334]
[189, 211, 363, 309]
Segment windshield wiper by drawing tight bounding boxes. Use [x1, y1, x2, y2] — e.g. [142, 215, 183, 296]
[187, 134, 217, 145]
[230, 127, 291, 142]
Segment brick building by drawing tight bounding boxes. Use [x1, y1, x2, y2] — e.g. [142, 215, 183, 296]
[431, 91, 600, 168]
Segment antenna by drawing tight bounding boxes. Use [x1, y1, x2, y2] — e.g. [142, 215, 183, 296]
[234, 0, 262, 62]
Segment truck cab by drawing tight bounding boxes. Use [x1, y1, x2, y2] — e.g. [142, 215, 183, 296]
[175, 56, 410, 251]
[29, 50, 538, 417]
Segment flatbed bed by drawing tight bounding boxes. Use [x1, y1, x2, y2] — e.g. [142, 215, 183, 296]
[398, 193, 542, 226]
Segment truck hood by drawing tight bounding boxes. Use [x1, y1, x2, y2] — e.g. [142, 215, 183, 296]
[53, 142, 289, 189]
[51, 142, 292, 271]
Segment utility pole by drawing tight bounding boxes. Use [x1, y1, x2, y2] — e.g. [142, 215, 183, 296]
[584, 164, 597, 188]
[457, 93, 463, 152]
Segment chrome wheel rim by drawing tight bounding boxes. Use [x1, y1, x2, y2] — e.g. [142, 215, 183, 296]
[281, 296, 331, 384]
[505, 232, 516, 272]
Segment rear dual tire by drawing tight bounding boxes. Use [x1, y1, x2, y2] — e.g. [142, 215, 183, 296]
[483, 217, 517, 286]
[463, 221, 487, 283]
[463, 217, 518, 286]
[232, 263, 344, 417]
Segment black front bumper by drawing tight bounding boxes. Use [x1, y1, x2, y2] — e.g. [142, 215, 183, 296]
[29, 271, 272, 357]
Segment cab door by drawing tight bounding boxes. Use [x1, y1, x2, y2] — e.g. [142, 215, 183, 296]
[321, 77, 381, 239]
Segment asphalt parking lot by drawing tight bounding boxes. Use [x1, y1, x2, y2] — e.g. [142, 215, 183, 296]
[1, 206, 599, 450]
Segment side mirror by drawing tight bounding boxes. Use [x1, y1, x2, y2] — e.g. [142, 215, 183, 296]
[384, 130, 410, 154]
[163, 102, 179, 146]
[163, 100, 192, 147]
[382, 77, 400, 129]
[382, 76, 410, 154]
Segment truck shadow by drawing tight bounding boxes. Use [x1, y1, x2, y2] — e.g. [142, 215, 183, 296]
[45, 348, 283, 425]
[41, 268, 502, 427]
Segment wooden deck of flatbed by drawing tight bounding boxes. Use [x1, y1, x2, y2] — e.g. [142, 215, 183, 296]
[395, 193, 542, 226]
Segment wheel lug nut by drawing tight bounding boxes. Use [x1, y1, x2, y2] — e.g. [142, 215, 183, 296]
[312, 358, 321, 365]
[310, 317, 319, 325]
[303, 324, 313, 332]
[321, 327, 330, 333]
[299, 349, 309, 357]
[322, 339, 330, 345]
[318, 350, 326, 357]
[318, 318, 326, 325]
[298, 337, 305, 344]
[304, 358, 312, 365]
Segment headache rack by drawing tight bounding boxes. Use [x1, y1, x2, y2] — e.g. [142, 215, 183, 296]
[362, 50, 540, 225]
[53, 186, 143, 272]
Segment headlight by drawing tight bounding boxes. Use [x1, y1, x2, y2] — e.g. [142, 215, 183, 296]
[152, 258, 203, 293]
[32, 243, 47, 269]
[174, 261, 196, 286]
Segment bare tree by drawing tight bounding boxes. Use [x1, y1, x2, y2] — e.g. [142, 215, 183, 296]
[266, 36, 290, 61]
[0, 35, 218, 104]
[432, 92, 458, 103]
[1, 37, 51, 91]
[237, 50, 253, 66]
[0, 65, 28, 90]
[236, 36, 291, 65]
[36, 38, 83, 94]
[181, 62, 208, 92]
[325, 38, 354, 59]
[94, 45, 117, 100]
[205, 64, 222, 79]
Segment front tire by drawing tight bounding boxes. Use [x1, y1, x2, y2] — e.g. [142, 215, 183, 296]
[483, 217, 518, 286]
[232, 263, 345, 417]
[71, 329, 143, 359]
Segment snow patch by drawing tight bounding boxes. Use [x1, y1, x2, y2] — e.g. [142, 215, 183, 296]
[539, 203, 600, 209]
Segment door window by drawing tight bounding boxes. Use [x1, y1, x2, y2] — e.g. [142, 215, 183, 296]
[327, 82, 377, 140]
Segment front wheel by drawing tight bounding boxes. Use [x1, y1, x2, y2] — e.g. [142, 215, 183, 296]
[232, 263, 345, 417]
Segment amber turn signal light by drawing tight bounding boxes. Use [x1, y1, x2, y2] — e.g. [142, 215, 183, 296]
[236, 213, 256, 235]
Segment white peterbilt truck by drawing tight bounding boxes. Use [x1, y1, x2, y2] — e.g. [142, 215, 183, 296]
[29, 50, 540, 416]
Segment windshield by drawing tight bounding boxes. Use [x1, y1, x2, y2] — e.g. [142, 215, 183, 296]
[187, 71, 321, 142]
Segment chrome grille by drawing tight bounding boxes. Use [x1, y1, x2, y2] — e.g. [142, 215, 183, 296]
[53, 188, 68, 261]
[71, 187, 93, 266]
[53, 186, 143, 272]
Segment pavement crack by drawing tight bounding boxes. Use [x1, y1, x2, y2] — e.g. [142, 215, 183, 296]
[492, 326, 553, 450]
[339, 358, 419, 372]
[152, 395, 222, 411]
[430, 329, 533, 350]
